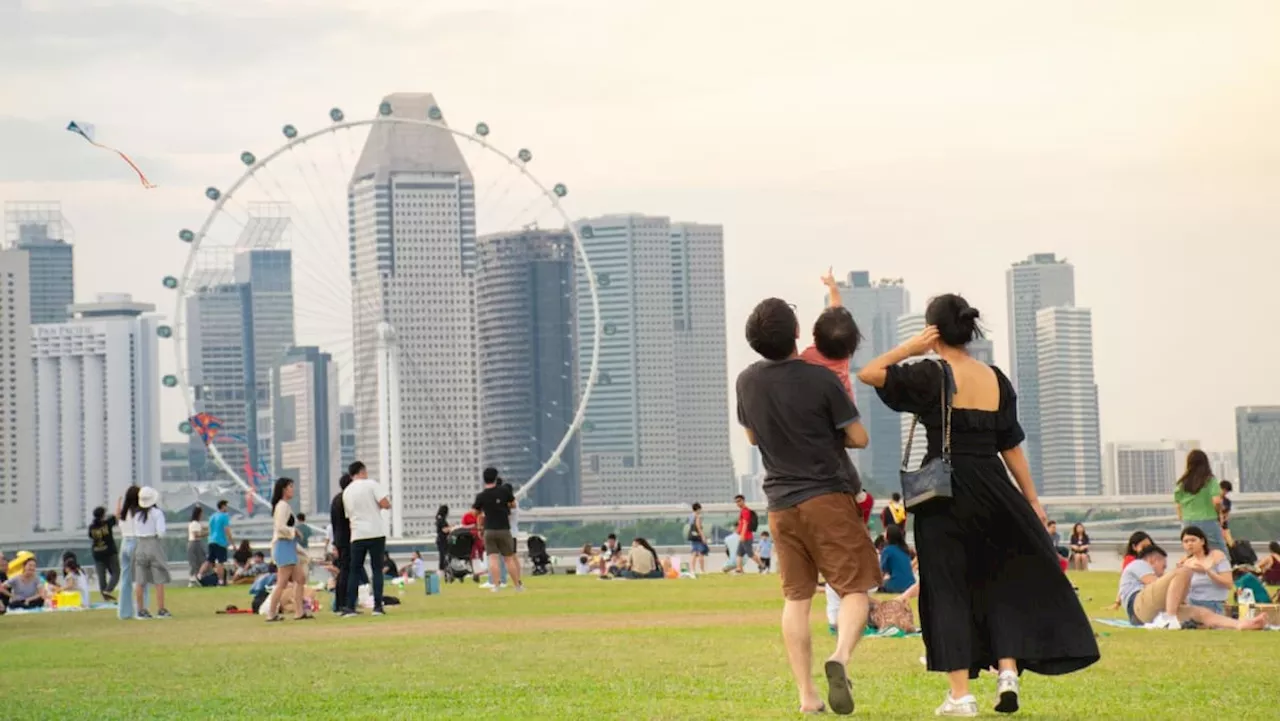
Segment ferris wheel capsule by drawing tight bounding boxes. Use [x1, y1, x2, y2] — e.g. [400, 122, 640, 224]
[205, 187, 221, 201]
[329, 107, 344, 122]
[428, 105, 443, 121]
[475, 122, 490, 136]
[157, 325, 173, 338]
[178, 229, 194, 243]
[282, 124, 298, 139]
[553, 183, 567, 197]
[162, 276, 179, 289]
[178, 421, 192, 435]
[580, 225, 594, 239]
[240, 151, 256, 166]
[162, 375, 178, 388]
[378, 102, 392, 116]
[518, 148, 532, 163]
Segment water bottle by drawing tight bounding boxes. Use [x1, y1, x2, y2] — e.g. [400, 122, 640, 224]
[1238, 588, 1255, 619]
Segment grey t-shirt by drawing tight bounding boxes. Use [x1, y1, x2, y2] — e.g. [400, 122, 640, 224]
[1118, 559, 1154, 608]
[5, 574, 43, 601]
[736, 357, 861, 511]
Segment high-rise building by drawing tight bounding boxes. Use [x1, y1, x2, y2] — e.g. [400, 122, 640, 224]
[235, 247, 295, 469]
[1204, 451, 1239, 486]
[670, 222, 734, 503]
[185, 247, 294, 488]
[1036, 306, 1102, 496]
[1236, 406, 1280, 492]
[0, 249, 34, 542]
[575, 214, 678, 504]
[476, 229, 580, 507]
[575, 214, 732, 504]
[349, 92, 480, 534]
[1103, 440, 1199, 496]
[339, 405, 356, 472]
[894, 313, 934, 473]
[185, 282, 254, 482]
[30, 294, 161, 533]
[840, 272, 909, 488]
[272, 347, 340, 515]
[5, 202, 74, 325]
[1006, 253, 1075, 491]
[161, 442, 195, 486]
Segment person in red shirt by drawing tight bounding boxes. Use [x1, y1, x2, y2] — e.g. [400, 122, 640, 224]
[733, 495, 761, 573]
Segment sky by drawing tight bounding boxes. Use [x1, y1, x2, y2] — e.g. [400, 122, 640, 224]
[2, 0, 1279, 475]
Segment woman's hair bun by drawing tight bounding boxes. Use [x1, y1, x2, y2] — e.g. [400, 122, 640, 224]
[924, 293, 984, 347]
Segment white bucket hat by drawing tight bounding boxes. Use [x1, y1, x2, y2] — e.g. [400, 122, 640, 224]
[139, 486, 161, 509]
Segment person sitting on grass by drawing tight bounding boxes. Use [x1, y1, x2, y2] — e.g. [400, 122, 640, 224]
[1178, 526, 1232, 616]
[4, 559, 50, 610]
[622, 538, 664, 579]
[233, 552, 270, 584]
[877, 525, 916, 595]
[1068, 523, 1091, 571]
[1233, 568, 1272, 604]
[1257, 541, 1280, 586]
[1117, 544, 1266, 631]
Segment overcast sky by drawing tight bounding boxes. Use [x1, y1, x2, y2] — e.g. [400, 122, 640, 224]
[3, 0, 1278, 475]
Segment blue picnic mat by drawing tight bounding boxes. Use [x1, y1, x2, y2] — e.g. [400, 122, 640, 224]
[5, 602, 118, 616]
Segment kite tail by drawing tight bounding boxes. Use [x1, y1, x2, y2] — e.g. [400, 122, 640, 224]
[104, 145, 156, 189]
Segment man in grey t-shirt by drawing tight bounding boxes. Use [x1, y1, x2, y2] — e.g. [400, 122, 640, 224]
[736, 297, 880, 716]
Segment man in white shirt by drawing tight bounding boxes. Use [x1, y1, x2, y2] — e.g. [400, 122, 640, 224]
[341, 461, 390, 617]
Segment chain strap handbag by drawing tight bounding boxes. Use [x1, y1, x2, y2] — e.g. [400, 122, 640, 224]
[899, 360, 955, 509]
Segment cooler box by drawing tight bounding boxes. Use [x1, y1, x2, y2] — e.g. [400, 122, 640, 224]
[54, 590, 83, 609]
[425, 572, 441, 595]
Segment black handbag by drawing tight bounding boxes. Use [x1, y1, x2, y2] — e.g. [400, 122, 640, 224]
[899, 360, 955, 509]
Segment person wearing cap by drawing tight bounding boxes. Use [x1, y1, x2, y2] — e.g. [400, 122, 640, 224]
[129, 486, 172, 618]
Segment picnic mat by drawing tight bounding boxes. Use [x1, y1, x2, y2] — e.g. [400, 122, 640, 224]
[1094, 616, 1280, 631]
[862, 626, 921, 638]
[5, 602, 118, 616]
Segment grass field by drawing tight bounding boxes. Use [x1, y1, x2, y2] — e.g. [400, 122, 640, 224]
[2, 571, 1276, 720]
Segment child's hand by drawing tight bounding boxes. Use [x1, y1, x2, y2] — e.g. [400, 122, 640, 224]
[821, 267, 837, 287]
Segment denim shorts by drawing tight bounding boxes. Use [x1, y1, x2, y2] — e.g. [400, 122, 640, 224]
[273, 539, 299, 567]
[690, 540, 709, 555]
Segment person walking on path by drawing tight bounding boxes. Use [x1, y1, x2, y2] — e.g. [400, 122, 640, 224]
[857, 293, 1099, 717]
[736, 298, 880, 715]
[342, 461, 390, 617]
[88, 506, 120, 602]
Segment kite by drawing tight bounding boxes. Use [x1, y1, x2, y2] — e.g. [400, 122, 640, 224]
[66, 121, 156, 189]
[188, 412, 223, 446]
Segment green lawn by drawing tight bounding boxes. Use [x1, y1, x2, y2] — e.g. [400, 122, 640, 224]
[1, 571, 1275, 719]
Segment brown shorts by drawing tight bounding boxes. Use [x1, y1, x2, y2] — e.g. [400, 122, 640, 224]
[484, 530, 517, 557]
[770, 492, 881, 601]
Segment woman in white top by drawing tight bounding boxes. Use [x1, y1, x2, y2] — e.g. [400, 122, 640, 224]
[1180, 525, 1232, 616]
[265, 477, 311, 622]
[130, 486, 172, 618]
[116, 486, 147, 620]
[187, 507, 208, 586]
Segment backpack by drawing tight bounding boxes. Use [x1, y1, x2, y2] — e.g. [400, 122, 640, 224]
[747, 509, 759, 533]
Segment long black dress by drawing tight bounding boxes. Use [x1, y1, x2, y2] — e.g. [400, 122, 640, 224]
[876, 361, 1099, 679]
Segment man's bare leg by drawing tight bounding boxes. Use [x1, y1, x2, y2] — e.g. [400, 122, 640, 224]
[782, 597, 823, 712]
[1162, 567, 1193, 615]
[505, 554, 523, 588]
[828, 591, 869, 667]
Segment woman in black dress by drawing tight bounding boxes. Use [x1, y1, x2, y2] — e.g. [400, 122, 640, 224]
[857, 294, 1098, 717]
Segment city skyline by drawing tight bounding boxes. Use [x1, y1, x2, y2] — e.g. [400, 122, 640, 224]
[5, 1, 1280, 476]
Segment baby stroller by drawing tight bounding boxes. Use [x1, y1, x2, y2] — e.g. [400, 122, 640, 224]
[445, 528, 477, 583]
[528, 535, 552, 575]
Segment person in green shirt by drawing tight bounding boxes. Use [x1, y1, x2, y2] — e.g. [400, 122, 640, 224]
[297, 513, 313, 548]
[1174, 450, 1224, 551]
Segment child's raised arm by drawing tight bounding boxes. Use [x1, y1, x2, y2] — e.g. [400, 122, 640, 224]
[822, 267, 842, 307]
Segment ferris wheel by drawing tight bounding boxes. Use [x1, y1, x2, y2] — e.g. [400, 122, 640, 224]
[157, 96, 601, 528]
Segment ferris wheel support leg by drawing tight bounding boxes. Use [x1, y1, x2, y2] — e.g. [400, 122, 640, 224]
[388, 337, 404, 539]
